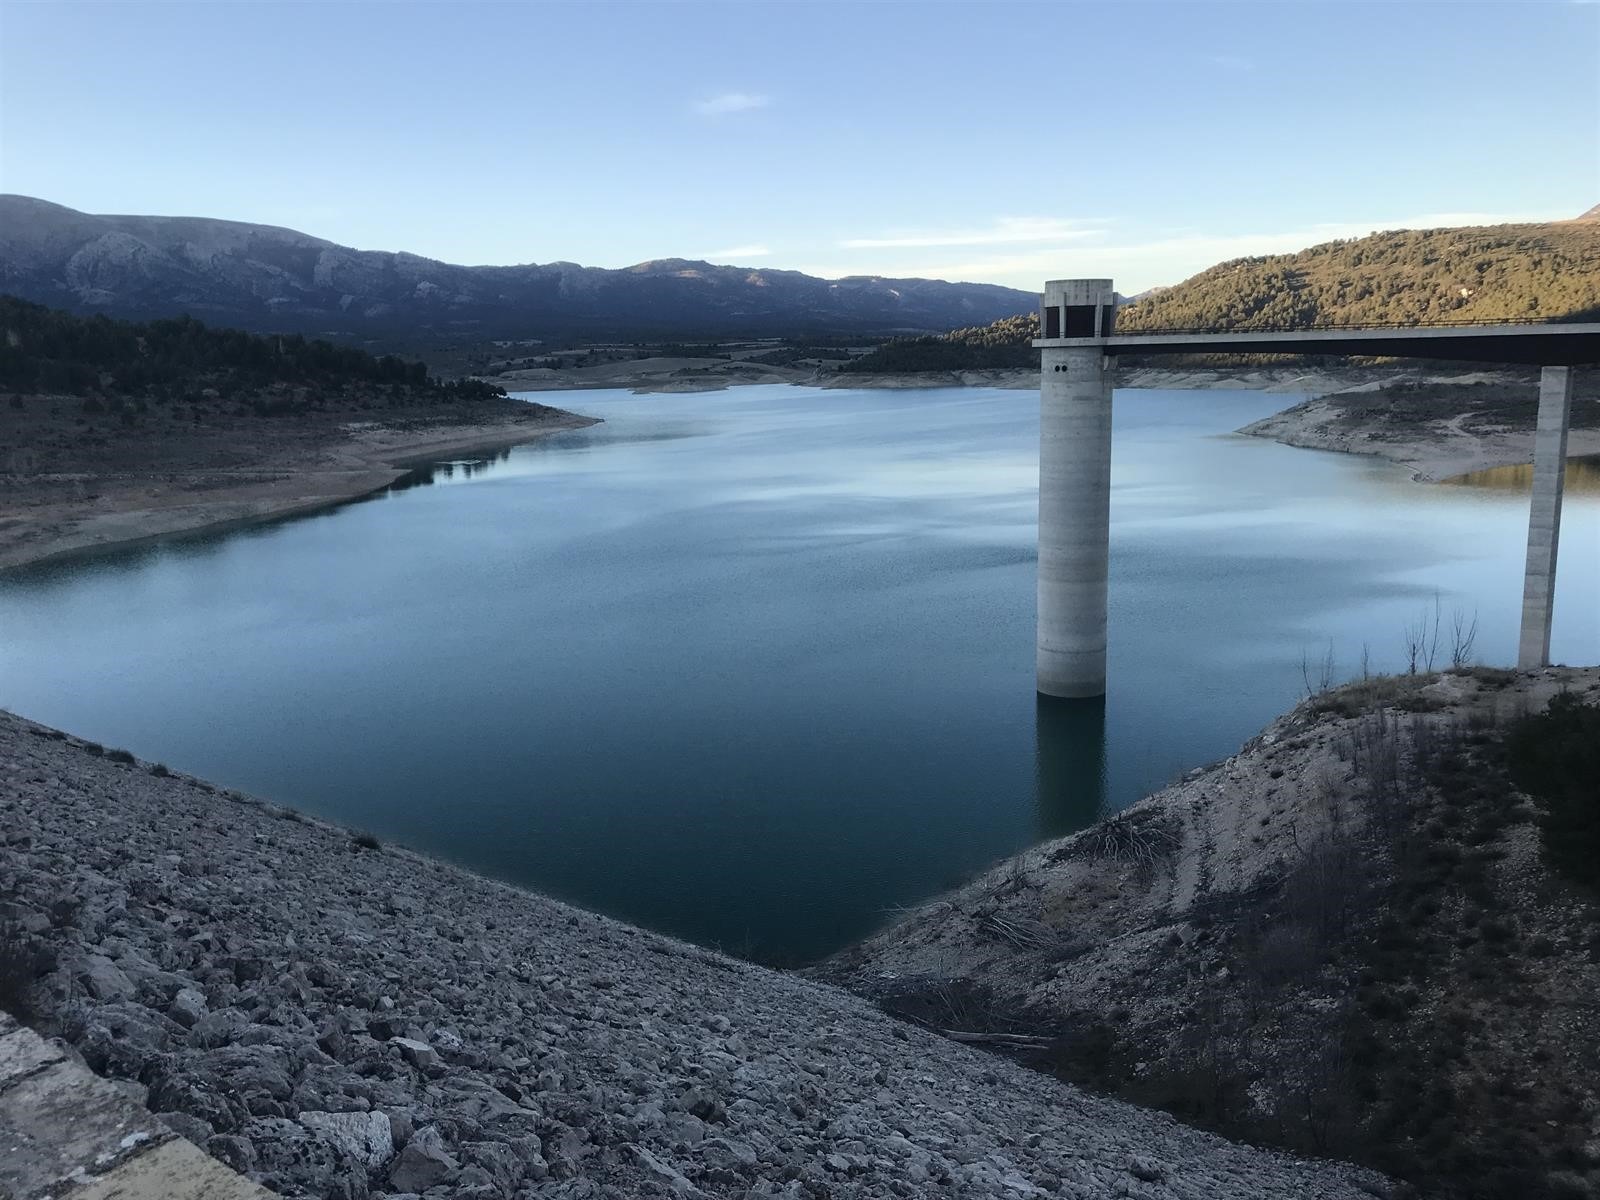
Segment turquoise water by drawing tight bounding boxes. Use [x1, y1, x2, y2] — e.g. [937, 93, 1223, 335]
[0, 385, 1594, 962]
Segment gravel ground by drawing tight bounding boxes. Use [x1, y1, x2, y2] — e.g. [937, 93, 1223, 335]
[0, 709, 1390, 1199]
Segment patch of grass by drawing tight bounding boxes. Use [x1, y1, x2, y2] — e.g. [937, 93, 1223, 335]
[1462, 666, 1519, 689]
[1310, 673, 1443, 719]
[148, 763, 170, 777]
[105, 748, 136, 765]
[350, 831, 381, 851]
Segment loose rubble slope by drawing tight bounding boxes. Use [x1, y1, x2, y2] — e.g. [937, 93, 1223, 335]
[817, 668, 1600, 1198]
[0, 709, 1386, 1199]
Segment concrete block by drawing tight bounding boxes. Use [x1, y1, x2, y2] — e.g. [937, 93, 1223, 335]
[66, 1137, 276, 1199]
[0, 1026, 65, 1091]
[0, 1062, 167, 1199]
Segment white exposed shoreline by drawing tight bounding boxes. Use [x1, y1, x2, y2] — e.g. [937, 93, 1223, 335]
[507, 361, 1598, 485]
[0, 412, 599, 577]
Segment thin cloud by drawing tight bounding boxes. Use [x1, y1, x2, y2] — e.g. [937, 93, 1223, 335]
[803, 209, 1570, 293]
[692, 92, 770, 116]
[842, 216, 1105, 250]
[698, 244, 772, 260]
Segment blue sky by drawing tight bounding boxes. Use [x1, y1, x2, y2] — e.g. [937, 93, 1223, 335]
[2, 0, 1596, 292]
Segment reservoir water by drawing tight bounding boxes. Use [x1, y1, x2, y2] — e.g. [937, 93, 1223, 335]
[1, 385, 1595, 962]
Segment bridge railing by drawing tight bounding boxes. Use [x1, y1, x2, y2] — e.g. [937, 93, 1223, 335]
[1112, 314, 1598, 337]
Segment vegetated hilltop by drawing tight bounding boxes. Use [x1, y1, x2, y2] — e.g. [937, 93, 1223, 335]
[0, 195, 1036, 344]
[0, 294, 506, 410]
[843, 314, 1040, 374]
[817, 668, 1600, 1200]
[1118, 220, 1600, 331]
[845, 215, 1600, 374]
[0, 294, 535, 476]
[0, 297, 587, 572]
[0, 711, 1389, 1200]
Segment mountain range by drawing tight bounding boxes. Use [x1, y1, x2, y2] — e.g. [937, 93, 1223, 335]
[0, 196, 1036, 344]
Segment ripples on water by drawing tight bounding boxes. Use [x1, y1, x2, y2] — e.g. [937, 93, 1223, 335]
[0, 386, 1594, 961]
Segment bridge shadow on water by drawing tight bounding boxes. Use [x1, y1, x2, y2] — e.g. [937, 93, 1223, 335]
[1034, 695, 1108, 841]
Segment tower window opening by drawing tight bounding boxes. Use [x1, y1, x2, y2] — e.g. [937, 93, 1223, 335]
[1062, 305, 1096, 337]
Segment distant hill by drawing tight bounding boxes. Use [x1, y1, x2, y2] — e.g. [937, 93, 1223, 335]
[0, 196, 1037, 344]
[844, 313, 1041, 373]
[1576, 204, 1600, 222]
[847, 220, 1600, 372]
[1117, 221, 1600, 332]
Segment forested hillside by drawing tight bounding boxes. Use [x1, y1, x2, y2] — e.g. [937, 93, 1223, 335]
[846, 219, 1600, 372]
[0, 295, 504, 403]
[844, 313, 1038, 373]
[0, 296, 575, 575]
[1118, 221, 1600, 331]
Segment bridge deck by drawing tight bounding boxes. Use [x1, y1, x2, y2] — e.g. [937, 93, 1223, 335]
[1035, 322, 1600, 366]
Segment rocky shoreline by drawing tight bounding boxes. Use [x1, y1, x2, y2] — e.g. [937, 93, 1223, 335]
[8, 364, 1580, 579]
[1237, 394, 1600, 482]
[0, 708, 1390, 1199]
[816, 668, 1600, 1197]
[0, 411, 598, 577]
[501, 362, 1592, 484]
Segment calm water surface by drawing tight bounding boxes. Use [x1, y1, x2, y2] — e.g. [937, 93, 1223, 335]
[2, 386, 1595, 961]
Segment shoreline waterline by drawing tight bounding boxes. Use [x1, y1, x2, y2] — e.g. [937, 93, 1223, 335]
[0, 414, 600, 577]
[3, 384, 1594, 961]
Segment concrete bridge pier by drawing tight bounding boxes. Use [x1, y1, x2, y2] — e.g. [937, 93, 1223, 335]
[1517, 364, 1574, 668]
[1035, 279, 1117, 698]
[1028, 275, 1600, 690]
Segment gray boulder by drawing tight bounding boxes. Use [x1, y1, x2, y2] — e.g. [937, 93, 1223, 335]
[76, 952, 134, 1001]
[246, 1116, 371, 1200]
[169, 986, 208, 1027]
[299, 1109, 395, 1170]
[389, 1124, 459, 1192]
[390, 1035, 441, 1073]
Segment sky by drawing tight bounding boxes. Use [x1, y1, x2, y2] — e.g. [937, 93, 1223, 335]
[1, 0, 1596, 293]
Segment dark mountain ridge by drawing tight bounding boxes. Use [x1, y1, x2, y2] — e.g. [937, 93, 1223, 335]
[0, 195, 1036, 344]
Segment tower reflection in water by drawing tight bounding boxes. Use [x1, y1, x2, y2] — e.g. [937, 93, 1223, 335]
[1034, 694, 1108, 841]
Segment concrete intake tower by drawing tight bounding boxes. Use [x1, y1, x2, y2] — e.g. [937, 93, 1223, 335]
[1034, 279, 1118, 698]
[1031, 276, 1598, 701]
